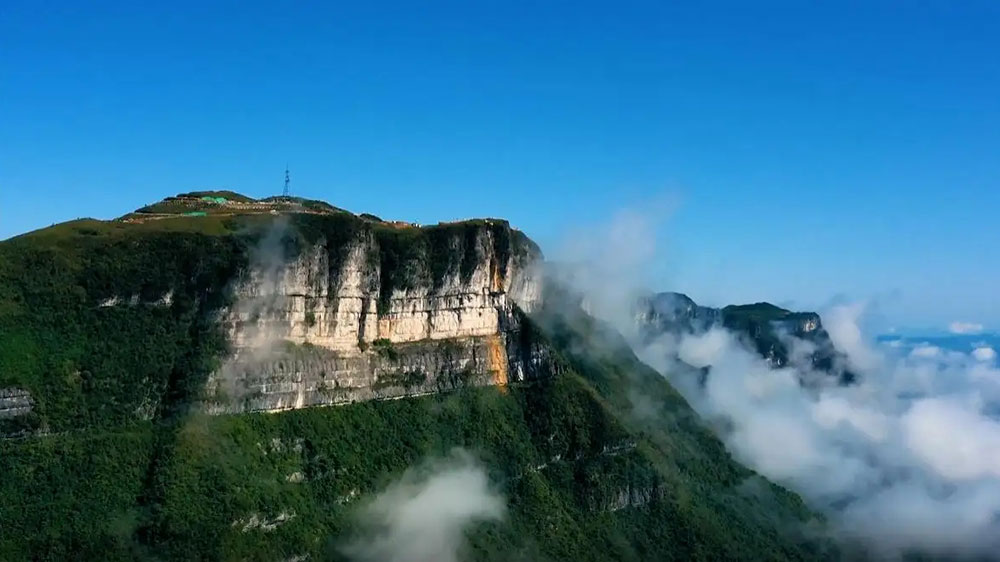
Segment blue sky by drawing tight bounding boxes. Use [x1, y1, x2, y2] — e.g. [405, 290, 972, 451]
[2, 1, 998, 329]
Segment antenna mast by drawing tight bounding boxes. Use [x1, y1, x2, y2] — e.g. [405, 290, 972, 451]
[283, 165, 291, 197]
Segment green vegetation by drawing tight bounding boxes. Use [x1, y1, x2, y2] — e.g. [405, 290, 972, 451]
[259, 196, 344, 214]
[719, 302, 850, 379]
[0, 220, 247, 433]
[372, 370, 426, 390]
[0, 366, 830, 561]
[177, 190, 256, 202]
[137, 191, 344, 217]
[136, 198, 232, 216]
[371, 338, 398, 361]
[721, 302, 816, 333]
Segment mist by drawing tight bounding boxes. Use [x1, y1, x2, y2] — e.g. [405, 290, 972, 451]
[554, 204, 1000, 560]
[655, 317, 1000, 558]
[229, 215, 294, 357]
[340, 449, 505, 562]
[210, 216, 298, 404]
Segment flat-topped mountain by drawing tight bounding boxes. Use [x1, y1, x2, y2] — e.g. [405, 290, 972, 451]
[0, 192, 834, 561]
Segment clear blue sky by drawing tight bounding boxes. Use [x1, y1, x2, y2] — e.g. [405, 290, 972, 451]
[2, 1, 998, 329]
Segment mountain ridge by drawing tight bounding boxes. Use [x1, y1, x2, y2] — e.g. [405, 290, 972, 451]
[0, 192, 836, 560]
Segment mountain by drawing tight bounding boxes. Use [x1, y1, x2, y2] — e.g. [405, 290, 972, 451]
[634, 292, 856, 384]
[0, 193, 833, 561]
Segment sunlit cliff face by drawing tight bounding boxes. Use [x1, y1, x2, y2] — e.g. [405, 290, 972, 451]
[206, 219, 549, 414]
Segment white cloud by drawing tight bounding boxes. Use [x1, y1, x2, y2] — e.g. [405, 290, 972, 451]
[826, 303, 882, 372]
[676, 327, 730, 368]
[909, 344, 941, 358]
[638, 302, 1000, 558]
[341, 450, 504, 562]
[949, 321, 984, 335]
[813, 395, 890, 442]
[973, 347, 997, 362]
[552, 196, 678, 336]
[903, 397, 1000, 481]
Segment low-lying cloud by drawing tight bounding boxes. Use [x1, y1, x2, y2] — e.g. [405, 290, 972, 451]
[973, 346, 997, 362]
[553, 202, 1000, 559]
[341, 449, 505, 562]
[210, 217, 301, 408]
[644, 305, 1000, 559]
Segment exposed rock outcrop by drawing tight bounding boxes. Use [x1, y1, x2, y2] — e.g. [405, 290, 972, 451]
[223, 223, 541, 352]
[0, 388, 33, 419]
[206, 219, 554, 413]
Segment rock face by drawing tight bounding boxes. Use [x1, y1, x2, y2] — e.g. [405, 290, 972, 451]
[224, 223, 541, 352]
[0, 388, 33, 419]
[207, 218, 553, 413]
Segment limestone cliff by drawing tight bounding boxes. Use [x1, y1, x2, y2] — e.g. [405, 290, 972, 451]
[222, 220, 541, 352]
[206, 215, 552, 413]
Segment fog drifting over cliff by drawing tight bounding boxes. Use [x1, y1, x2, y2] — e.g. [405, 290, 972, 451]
[341, 449, 505, 562]
[559, 204, 1000, 559]
[652, 312, 1000, 559]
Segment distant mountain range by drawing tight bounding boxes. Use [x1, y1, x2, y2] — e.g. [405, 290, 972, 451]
[634, 292, 857, 384]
